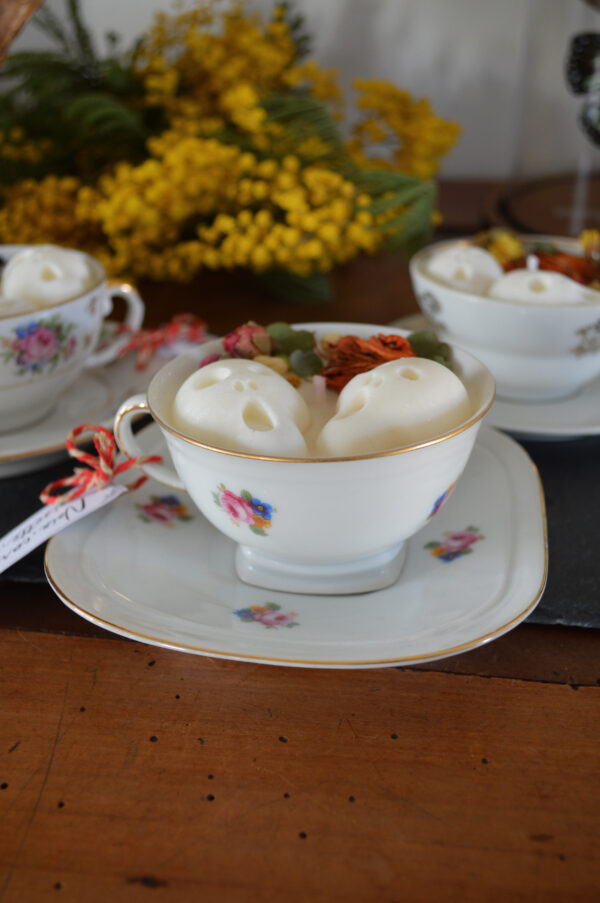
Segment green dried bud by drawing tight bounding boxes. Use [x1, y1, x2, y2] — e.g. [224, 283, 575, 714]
[289, 349, 323, 378]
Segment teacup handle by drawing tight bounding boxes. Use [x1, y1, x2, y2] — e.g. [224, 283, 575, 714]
[114, 394, 185, 490]
[83, 280, 145, 369]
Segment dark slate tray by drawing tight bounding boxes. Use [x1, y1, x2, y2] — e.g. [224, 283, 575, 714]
[1, 431, 599, 629]
[518, 434, 600, 628]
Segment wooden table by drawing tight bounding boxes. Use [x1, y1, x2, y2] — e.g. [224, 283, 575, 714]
[1, 585, 599, 902]
[1, 180, 599, 901]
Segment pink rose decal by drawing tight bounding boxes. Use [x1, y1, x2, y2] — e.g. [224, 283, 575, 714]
[19, 325, 58, 362]
[234, 603, 299, 629]
[255, 610, 296, 627]
[219, 489, 254, 523]
[1, 315, 76, 375]
[425, 526, 484, 562]
[137, 494, 193, 526]
[140, 501, 179, 524]
[213, 483, 274, 535]
[442, 531, 480, 552]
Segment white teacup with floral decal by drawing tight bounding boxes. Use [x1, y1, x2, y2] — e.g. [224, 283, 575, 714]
[0, 245, 144, 431]
[410, 235, 600, 401]
[114, 322, 495, 595]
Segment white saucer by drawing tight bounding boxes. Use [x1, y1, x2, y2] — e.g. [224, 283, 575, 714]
[0, 355, 164, 478]
[484, 379, 600, 441]
[392, 314, 600, 441]
[45, 425, 547, 669]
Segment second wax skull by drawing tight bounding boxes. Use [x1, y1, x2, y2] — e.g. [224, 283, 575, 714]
[316, 358, 471, 457]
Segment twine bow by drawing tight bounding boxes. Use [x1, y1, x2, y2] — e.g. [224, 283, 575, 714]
[40, 424, 162, 505]
[115, 313, 208, 369]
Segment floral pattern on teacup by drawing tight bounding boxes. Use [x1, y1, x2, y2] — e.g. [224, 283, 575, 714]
[1, 315, 76, 375]
[428, 482, 455, 518]
[137, 494, 193, 526]
[213, 483, 274, 536]
[425, 526, 483, 562]
[416, 290, 447, 332]
[234, 602, 298, 629]
[571, 318, 600, 356]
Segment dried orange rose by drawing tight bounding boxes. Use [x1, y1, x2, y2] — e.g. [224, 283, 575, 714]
[320, 333, 416, 392]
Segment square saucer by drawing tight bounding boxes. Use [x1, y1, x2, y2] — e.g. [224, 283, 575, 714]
[44, 425, 547, 669]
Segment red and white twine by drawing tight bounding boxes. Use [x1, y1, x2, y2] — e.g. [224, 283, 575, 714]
[39, 313, 205, 502]
[115, 313, 208, 369]
[40, 424, 162, 505]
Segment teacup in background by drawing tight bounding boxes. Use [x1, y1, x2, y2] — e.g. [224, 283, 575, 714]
[409, 235, 600, 402]
[0, 245, 144, 431]
[114, 322, 495, 595]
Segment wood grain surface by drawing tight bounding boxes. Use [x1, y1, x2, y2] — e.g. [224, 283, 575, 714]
[1, 629, 599, 903]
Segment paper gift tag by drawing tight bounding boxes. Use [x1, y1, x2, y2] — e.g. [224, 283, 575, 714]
[0, 484, 127, 575]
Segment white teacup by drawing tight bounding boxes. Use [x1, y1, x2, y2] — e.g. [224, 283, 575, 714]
[114, 322, 495, 595]
[410, 235, 600, 402]
[0, 245, 144, 431]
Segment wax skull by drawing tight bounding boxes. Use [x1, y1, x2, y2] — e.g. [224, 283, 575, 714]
[1, 245, 100, 308]
[172, 358, 310, 456]
[426, 245, 503, 294]
[488, 268, 592, 305]
[316, 358, 472, 457]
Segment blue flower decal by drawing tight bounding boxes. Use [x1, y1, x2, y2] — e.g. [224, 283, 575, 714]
[251, 498, 273, 521]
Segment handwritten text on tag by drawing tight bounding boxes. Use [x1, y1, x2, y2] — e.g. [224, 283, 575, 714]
[0, 484, 127, 575]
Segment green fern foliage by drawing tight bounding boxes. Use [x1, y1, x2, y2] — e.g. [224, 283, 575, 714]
[0, 0, 153, 183]
[261, 92, 344, 161]
[257, 267, 333, 302]
[259, 96, 436, 253]
[351, 167, 436, 248]
[277, 1, 312, 61]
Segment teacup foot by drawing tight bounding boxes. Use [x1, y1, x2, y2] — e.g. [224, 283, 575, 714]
[235, 542, 407, 596]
